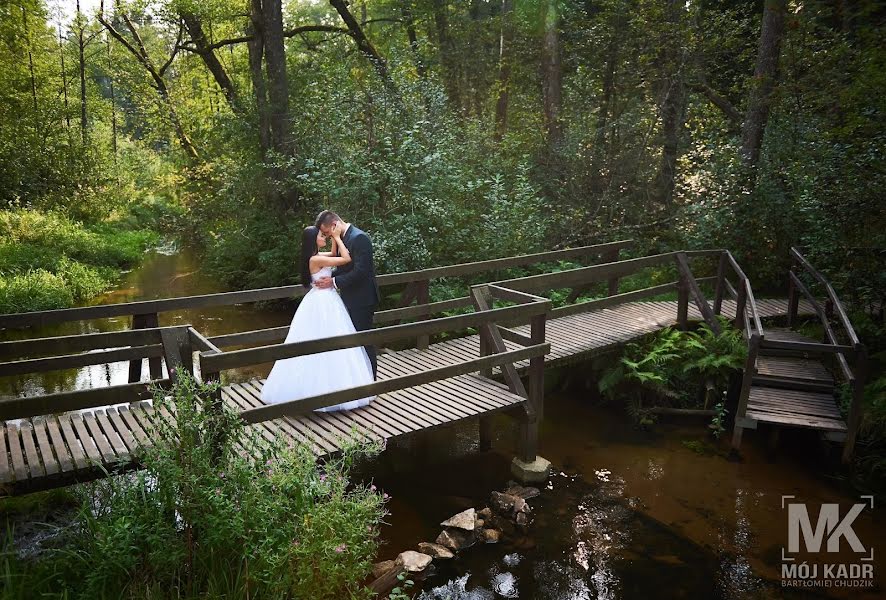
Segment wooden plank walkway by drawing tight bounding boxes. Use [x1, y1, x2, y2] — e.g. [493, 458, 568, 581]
[0, 297, 809, 493]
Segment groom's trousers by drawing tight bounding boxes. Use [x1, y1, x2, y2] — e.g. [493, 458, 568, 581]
[349, 305, 377, 379]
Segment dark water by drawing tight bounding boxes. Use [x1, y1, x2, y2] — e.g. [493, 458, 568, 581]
[4, 247, 883, 598]
[371, 400, 884, 599]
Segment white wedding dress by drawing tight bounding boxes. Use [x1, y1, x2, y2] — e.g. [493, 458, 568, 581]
[261, 267, 375, 411]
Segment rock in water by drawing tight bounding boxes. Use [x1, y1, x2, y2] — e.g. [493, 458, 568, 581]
[490, 491, 519, 514]
[435, 528, 475, 552]
[396, 550, 433, 573]
[418, 542, 454, 559]
[440, 508, 476, 531]
[483, 528, 502, 544]
[478, 507, 494, 521]
[505, 485, 541, 500]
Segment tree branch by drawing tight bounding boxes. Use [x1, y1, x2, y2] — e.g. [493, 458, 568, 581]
[182, 24, 352, 54]
[158, 24, 184, 77]
[689, 80, 742, 129]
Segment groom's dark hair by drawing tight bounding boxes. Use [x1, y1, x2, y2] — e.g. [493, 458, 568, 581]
[315, 210, 341, 228]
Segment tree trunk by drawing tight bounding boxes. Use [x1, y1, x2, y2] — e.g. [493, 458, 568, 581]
[59, 28, 71, 129]
[402, 4, 426, 78]
[432, 0, 461, 110]
[653, 0, 686, 211]
[541, 0, 562, 148]
[494, 0, 514, 140]
[262, 0, 291, 156]
[106, 36, 117, 161]
[76, 1, 88, 143]
[590, 20, 618, 192]
[22, 7, 38, 112]
[180, 11, 241, 113]
[329, 0, 400, 100]
[247, 0, 271, 154]
[741, 0, 787, 169]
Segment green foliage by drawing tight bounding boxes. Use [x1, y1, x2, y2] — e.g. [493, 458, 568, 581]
[599, 322, 746, 423]
[388, 571, 416, 600]
[0, 209, 157, 312]
[709, 401, 728, 440]
[1, 373, 386, 599]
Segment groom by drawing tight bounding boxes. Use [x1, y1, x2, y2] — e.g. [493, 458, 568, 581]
[313, 210, 380, 378]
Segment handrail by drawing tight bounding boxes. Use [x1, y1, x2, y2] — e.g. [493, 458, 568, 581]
[790, 247, 861, 347]
[721, 250, 763, 336]
[0, 240, 631, 329]
[200, 298, 551, 374]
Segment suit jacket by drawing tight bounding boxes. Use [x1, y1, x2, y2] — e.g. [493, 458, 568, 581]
[334, 225, 380, 309]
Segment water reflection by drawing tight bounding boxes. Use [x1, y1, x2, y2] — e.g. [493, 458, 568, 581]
[0, 246, 293, 399]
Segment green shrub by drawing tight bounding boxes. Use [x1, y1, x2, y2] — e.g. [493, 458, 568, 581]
[599, 320, 747, 425]
[8, 373, 387, 599]
[0, 270, 74, 313]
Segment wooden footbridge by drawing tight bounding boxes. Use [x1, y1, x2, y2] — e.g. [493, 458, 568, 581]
[0, 242, 865, 495]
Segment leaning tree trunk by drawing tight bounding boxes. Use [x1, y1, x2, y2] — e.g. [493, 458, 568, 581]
[402, 4, 426, 79]
[741, 0, 787, 169]
[180, 11, 241, 114]
[330, 0, 401, 101]
[494, 0, 514, 140]
[541, 0, 562, 148]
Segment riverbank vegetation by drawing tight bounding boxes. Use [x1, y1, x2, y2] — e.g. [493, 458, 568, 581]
[1, 374, 386, 599]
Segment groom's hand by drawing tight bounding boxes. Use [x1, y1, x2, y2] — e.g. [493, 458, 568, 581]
[314, 276, 334, 289]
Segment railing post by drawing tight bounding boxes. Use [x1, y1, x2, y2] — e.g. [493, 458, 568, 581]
[478, 322, 493, 451]
[713, 252, 728, 315]
[529, 312, 546, 424]
[735, 281, 748, 332]
[605, 247, 620, 296]
[676, 269, 689, 331]
[415, 279, 430, 350]
[787, 268, 799, 329]
[160, 326, 194, 384]
[731, 333, 761, 454]
[842, 345, 867, 464]
[128, 312, 161, 382]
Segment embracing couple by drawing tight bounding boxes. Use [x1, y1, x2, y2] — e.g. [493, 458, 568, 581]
[260, 210, 380, 412]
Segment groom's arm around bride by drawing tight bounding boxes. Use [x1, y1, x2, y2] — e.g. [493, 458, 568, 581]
[313, 210, 380, 378]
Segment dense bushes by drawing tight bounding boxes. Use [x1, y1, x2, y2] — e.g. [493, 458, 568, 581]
[1, 374, 386, 599]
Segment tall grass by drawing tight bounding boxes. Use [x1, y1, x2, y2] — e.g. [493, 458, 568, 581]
[0, 374, 386, 599]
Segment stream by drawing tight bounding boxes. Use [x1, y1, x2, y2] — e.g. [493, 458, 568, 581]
[2, 246, 883, 598]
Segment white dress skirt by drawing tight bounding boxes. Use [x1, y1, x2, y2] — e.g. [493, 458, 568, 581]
[260, 267, 375, 411]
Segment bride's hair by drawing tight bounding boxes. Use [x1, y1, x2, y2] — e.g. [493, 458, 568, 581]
[300, 226, 320, 289]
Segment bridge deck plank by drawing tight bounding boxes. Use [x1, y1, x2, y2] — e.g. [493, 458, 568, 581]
[1, 298, 811, 494]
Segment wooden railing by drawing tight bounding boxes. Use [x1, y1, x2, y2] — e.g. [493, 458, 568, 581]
[0, 246, 744, 431]
[786, 247, 867, 461]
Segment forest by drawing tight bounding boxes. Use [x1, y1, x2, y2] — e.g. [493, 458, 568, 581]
[1, 0, 885, 598]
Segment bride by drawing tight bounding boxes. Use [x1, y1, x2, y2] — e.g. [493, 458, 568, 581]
[260, 223, 375, 411]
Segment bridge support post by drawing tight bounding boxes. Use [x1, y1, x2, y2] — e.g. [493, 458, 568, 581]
[479, 325, 493, 451]
[511, 310, 550, 484]
[128, 312, 162, 382]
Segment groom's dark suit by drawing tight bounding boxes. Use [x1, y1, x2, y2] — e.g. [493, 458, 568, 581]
[334, 225, 380, 377]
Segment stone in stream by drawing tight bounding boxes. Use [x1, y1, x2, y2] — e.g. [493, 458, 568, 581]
[435, 527, 475, 552]
[482, 528, 502, 544]
[505, 484, 541, 500]
[477, 507, 494, 521]
[440, 508, 476, 531]
[490, 491, 519, 514]
[371, 559, 397, 579]
[418, 542, 454, 559]
[396, 550, 433, 573]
